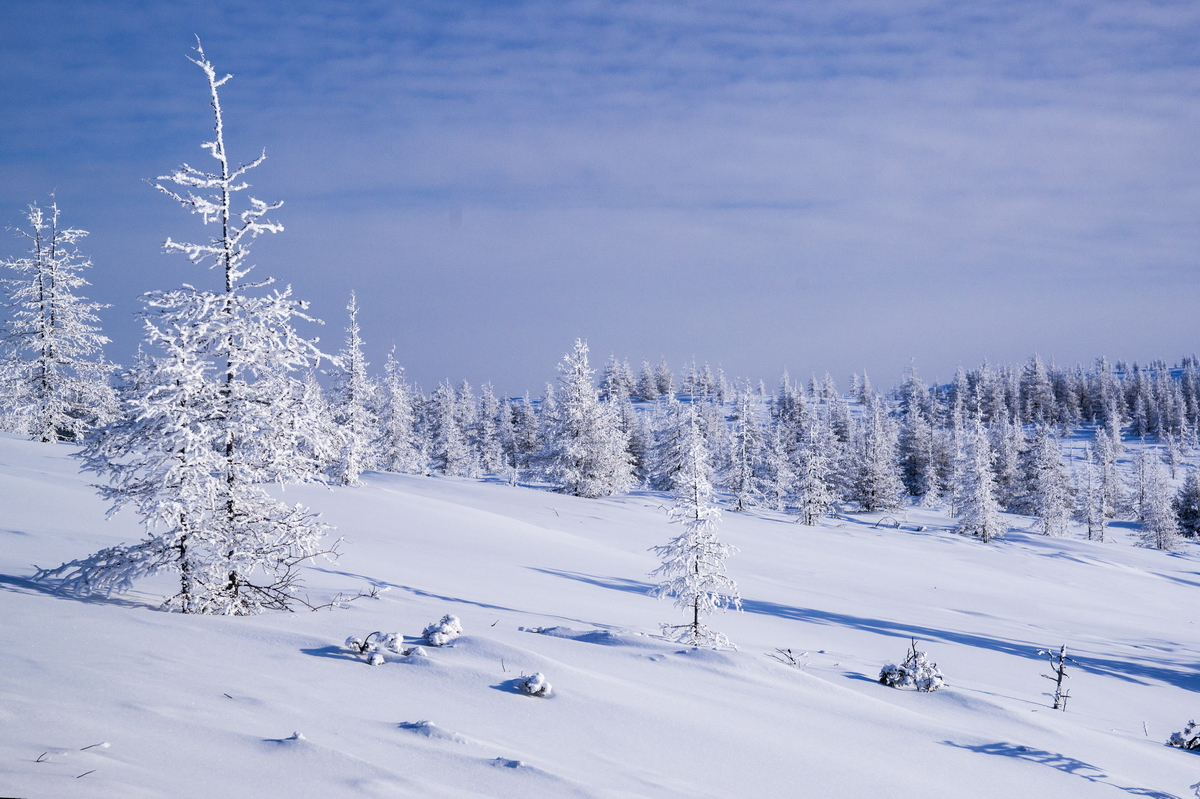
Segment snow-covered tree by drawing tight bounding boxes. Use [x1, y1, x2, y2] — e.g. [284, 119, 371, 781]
[537, 340, 632, 497]
[1020, 426, 1072, 536]
[650, 404, 740, 648]
[36, 44, 333, 613]
[476, 383, 507, 474]
[793, 416, 838, 525]
[1176, 467, 1200, 539]
[328, 292, 378, 485]
[377, 350, 424, 474]
[952, 417, 1004, 542]
[850, 403, 905, 512]
[429, 380, 477, 477]
[1138, 451, 1179, 550]
[725, 385, 763, 510]
[1, 200, 116, 441]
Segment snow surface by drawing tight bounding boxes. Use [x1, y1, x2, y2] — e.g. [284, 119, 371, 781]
[3, 431, 1200, 797]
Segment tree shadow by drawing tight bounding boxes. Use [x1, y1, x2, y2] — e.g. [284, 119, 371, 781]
[0, 572, 153, 609]
[941, 741, 1179, 798]
[299, 645, 361, 662]
[532, 569, 1200, 691]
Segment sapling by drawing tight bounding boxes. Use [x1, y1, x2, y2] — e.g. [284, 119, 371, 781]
[515, 672, 552, 697]
[344, 631, 425, 664]
[1037, 644, 1077, 711]
[879, 638, 945, 692]
[423, 614, 463, 646]
[1168, 720, 1200, 751]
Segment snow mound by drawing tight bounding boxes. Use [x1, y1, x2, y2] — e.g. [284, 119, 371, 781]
[423, 614, 462, 646]
[398, 721, 468, 744]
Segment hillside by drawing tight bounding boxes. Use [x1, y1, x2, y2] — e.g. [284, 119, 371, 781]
[2, 432, 1200, 798]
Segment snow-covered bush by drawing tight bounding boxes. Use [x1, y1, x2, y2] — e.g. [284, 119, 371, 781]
[1169, 721, 1200, 751]
[515, 672, 552, 697]
[423, 614, 462, 646]
[344, 632, 425, 665]
[879, 639, 945, 692]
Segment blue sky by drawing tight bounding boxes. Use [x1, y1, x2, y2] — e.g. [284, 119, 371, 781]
[3, 0, 1200, 394]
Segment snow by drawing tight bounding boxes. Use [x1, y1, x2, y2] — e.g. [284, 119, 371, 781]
[3, 431, 1200, 797]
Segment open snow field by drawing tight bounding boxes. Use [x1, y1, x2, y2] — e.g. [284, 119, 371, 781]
[3, 432, 1200, 798]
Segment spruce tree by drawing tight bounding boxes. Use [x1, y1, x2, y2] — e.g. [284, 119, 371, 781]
[378, 350, 424, 474]
[1174, 467, 1200, 538]
[538, 340, 633, 497]
[328, 292, 379, 485]
[650, 404, 740, 648]
[1, 200, 116, 441]
[1020, 426, 1072, 536]
[953, 418, 1004, 542]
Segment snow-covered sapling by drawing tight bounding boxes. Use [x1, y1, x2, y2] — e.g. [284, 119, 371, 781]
[515, 672, 552, 697]
[1037, 644, 1077, 711]
[423, 614, 463, 646]
[1168, 721, 1200, 751]
[879, 638, 945, 692]
[344, 631, 426, 664]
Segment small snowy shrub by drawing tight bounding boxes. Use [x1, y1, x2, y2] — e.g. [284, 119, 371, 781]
[1169, 721, 1200, 751]
[879, 639, 945, 692]
[515, 672, 552, 697]
[344, 631, 424, 664]
[423, 614, 463, 646]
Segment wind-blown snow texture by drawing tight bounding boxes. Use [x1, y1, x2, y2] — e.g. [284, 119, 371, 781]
[2, 431, 1200, 797]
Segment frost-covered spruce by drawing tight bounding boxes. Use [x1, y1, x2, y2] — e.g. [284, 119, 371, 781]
[423, 614, 463, 646]
[724, 385, 763, 510]
[328, 292, 379, 485]
[1139, 453, 1179, 550]
[851, 402, 905, 512]
[515, 672, 552, 697]
[35, 43, 332, 614]
[536, 339, 633, 498]
[952, 417, 1004, 543]
[1175, 467, 1200, 538]
[1019, 426, 1072, 536]
[1, 201, 116, 442]
[378, 350, 425, 474]
[793, 416, 838, 526]
[650, 403, 740, 648]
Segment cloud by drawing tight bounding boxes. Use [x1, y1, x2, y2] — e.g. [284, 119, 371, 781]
[3, 0, 1200, 391]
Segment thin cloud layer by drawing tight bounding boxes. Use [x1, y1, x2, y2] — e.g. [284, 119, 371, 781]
[2, 0, 1199, 392]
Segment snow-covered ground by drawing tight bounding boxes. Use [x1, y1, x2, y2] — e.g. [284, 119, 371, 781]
[3, 432, 1200, 798]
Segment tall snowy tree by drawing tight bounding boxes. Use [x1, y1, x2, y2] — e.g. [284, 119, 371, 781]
[36, 44, 333, 613]
[1, 200, 116, 441]
[952, 418, 1004, 542]
[850, 403, 905, 512]
[328, 292, 378, 485]
[793, 416, 838, 525]
[1174, 466, 1200, 539]
[724, 385, 763, 510]
[377, 350, 424, 474]
[650, 403, 740, 648]
[1138, 452, 1179, 550]
[1019, 426, 1072, 536]
[537, 340, 633, 497]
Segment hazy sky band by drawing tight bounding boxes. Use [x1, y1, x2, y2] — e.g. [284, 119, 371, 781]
[3, 1, 1199, 393]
